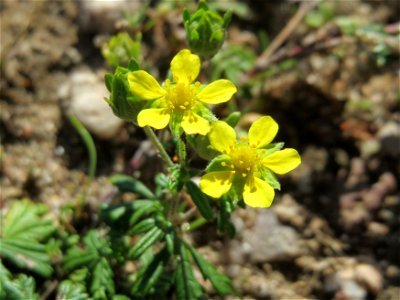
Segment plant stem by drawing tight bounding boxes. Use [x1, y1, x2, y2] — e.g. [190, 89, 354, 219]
[177, 138, 186, 164]
[143, 126, 174, 168]
[68, 114, 97, 181]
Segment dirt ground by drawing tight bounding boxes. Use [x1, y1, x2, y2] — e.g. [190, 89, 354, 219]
[1, 0, 399, 299]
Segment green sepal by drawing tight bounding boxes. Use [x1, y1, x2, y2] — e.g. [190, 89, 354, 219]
[260, 142, 285, 157]
[107, 72, 145, 122]
[223, 111, 241, 128]
[258, 168, 281, 191]
[185, 180, 213, 220]
[169, 113, 184, 138]
[205, 154, 231, 172]
[105, 73, 113, 92]
[187, 134, 219, 161]
[128, 59, 140, 71]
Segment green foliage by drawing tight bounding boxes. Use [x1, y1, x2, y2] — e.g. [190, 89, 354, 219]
[175, 242, 205, 300]
[131, 247, 170, 296]
[186, 244, 235, 296]
[186, 180, 213, 220]
[105, 64, 146, 122]
[62, 230, 116, 299]
[0, 200, 55, 277]
[0, 263, 39, 300]
[210, 44, 256, 84]
[183, 0, 231, 58]
[110, 174, 156, 199]
[57, 280, 89, 300]
[102, 32, 141, 68]
[305, 2, 335, 28]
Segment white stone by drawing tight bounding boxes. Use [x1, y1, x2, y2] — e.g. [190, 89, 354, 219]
[68, 67, 124, 139]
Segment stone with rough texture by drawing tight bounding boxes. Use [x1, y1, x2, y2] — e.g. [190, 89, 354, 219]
[243, 210, 303, 263]
[68, 67, 124, 139]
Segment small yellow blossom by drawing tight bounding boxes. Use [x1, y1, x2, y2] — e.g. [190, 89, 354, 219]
[200, 116, 301, 208]
[128, 49, 237, 135]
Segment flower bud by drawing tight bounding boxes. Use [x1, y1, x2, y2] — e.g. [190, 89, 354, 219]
[183, 1, 231, 59]
[105, 63, 145, 122]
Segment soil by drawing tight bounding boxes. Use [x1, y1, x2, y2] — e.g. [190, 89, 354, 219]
[1, 1, 399, 299]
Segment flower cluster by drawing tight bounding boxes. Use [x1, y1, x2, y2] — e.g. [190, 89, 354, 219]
[199, 117, 301, 207]
[128, 49, 236, 136]
[124, 49, 300, 207]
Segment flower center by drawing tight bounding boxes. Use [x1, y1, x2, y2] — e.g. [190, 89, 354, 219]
[164, 80, 200, 112]
[228, 138, 261, 178]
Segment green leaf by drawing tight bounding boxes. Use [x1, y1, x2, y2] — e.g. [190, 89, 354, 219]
[186, 181, 213, 220]
[129, 227, 164, 259]
[185, 244, 235, 296]
[175, 242, 204, 300]
[0, 200, 55, 277]
[91, 257, 115, 298]
[57, 280, 89, 300]
[110, 174, 155, 198]
[129, 218, 156, 235]
[132, 247, 170, 295]
[0, 263, 40, 300]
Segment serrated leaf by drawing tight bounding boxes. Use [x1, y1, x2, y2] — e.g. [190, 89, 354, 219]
[186, 181, 213, 220]
[132, 247, 170, 295]
[186, 244, 235, 296]
[63, 230, 111, 272]
[91, 257, 115, 298]
[0, 263, 39, 300]
[175, 243, 204, 300]
[110, 174, 155, 198]
[0, 200, 55, 277]
[57, 280, 89, 300]
[129, 227, 164, 259]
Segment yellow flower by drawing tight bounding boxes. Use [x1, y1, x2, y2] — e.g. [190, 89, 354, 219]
[127, 49, 237, 135]
[199, 116, 301, 208]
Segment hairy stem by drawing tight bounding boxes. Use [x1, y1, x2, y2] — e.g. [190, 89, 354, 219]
[143, 126, 174, 168]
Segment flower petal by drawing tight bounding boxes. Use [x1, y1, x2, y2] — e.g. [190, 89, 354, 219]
[171, 49, 200, 84]
[208, 121, 236, 154]
[263, 148, 301, 174]
[137, 108, 170, 129]
[243, 176, 275, 208]
[200, 171, 234, 198]
[128, 70, 166, 100]
[248, 116, 278, 148]
[197, 80, 237, 104]
[181, 112, 210, 135]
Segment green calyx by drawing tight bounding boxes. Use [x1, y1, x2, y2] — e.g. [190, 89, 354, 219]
[183, 1, 232, 59]
[104, 61, 145, 122]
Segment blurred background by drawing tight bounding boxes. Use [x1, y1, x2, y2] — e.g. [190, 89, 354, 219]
[1, 0, 399, 299]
